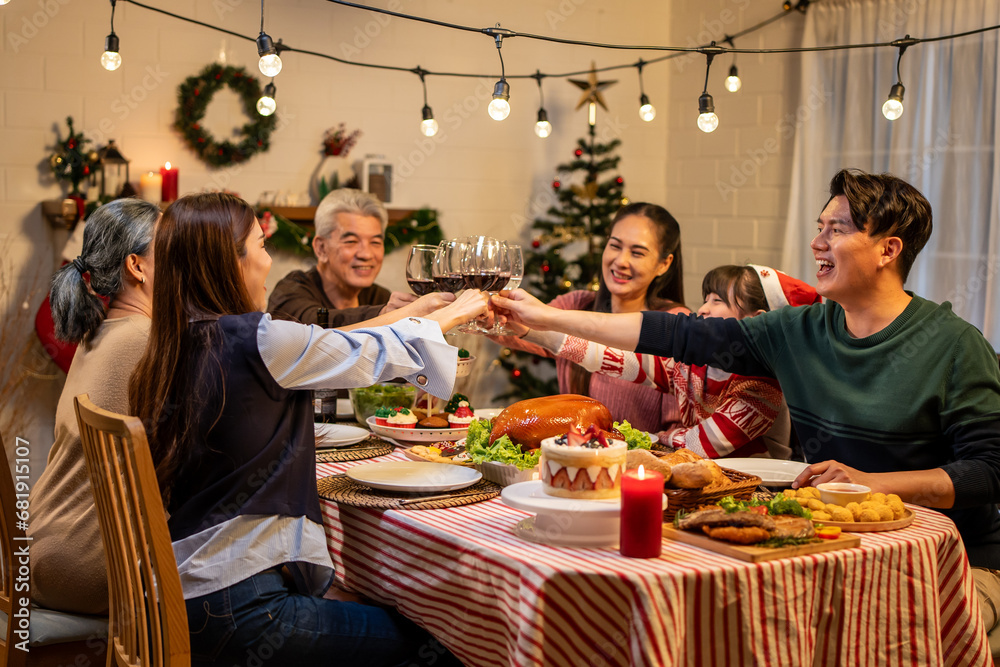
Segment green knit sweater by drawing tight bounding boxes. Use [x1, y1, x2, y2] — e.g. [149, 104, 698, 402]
[639, 294, 1000, 568]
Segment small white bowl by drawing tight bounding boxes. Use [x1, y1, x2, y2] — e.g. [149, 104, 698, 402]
[816, 482, 870, 506]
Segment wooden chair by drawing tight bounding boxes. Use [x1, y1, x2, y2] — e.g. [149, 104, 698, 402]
[74, 394, 190, 667]
[0, 433, 27, 667]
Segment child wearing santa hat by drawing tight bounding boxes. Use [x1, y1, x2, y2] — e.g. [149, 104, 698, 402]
[514, 264, 819, 459]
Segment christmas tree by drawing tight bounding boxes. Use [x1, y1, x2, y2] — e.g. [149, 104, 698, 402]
[496, 71, 626, 402]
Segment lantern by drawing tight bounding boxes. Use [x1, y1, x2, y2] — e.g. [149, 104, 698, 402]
[98, 140, 130, 199]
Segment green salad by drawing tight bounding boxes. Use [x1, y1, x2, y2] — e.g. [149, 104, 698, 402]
[614, 420, 652, 450]
[465, 419, 540, 470]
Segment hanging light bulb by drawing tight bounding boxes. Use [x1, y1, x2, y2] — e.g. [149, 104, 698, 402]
[638, 94, 656, 122]
[697, 47, 721, 133]
[882, 84, 905, 120]
[256, 32, 282, 77]
[101, 1, 121, 71]
[697, 93, 719, 132]
[420, 105, 439, 136]
[487, 29, 511, 121]
[725, 64, 742, 92]
[535, 109, 552, 138]
[635, 60, 655, 122]
[101, 33, 121, 71]
[414, 68, 438, 136]
[882, 37, 915, 121]
[489, 80, 511, 120]
[256, 81, 276, 116]
[532, 71, 551, 138]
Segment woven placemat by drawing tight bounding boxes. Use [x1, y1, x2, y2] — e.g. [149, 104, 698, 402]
[316, 475, 501, 510]
[315, 434, 394, 463]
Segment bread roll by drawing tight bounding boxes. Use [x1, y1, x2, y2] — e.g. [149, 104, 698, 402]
[625, 449, 672, 484]
[667, 462, 715, 489]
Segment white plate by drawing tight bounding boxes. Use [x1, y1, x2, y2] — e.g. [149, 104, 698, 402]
[473, 408, 504, 420]
[346, 461, 482, 492]
[719, 458, 808, 487]
[366, 416, 470, 445]
[314, 423, 370, 448]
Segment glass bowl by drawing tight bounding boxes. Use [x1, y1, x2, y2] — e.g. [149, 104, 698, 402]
[348, 383, 417, 424]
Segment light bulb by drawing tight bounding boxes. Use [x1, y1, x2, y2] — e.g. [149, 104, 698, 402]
[101, 51, 122, 71]
[882, 83, 905, 120]
[258, 53, 282, 77]
[697, 112, 719, 133]
[420, 105, 438, 136]
[489, 79, 510, 121]
[638, 94, 655, 122]
[535, 108, 551, 138]
[420, 118, 438, 137]
[101, 33, 120, 71]
[725, 65, 742, 92]
[257, 82, 276, 116]
[0, 0, 11, 5]
[256, 95, 276, 116]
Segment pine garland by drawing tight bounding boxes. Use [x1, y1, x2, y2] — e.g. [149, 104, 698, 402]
[174, 64, 276, 168]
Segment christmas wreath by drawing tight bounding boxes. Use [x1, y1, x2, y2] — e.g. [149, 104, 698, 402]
[174, 64, 276, 168]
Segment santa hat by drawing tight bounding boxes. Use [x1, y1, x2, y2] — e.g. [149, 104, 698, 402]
[748, 265, 822, 310]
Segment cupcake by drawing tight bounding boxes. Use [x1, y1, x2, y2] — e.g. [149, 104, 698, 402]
[374, 406, 393, 426]
[387, 407, 418, 428]
[448, 403, 475, 428]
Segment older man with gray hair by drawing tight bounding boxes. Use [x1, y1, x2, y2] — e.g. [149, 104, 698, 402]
[268, 189, 425, 327]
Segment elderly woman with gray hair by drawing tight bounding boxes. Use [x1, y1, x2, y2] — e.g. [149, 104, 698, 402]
[28, 198, 160, 615]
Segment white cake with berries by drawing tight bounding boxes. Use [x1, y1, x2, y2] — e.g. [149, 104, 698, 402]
[540, 426, 626, 499]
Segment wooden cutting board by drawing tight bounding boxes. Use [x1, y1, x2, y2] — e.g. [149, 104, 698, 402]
[662, 525, 861, 562]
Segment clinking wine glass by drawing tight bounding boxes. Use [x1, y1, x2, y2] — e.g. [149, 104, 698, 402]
[405, 245, 439, 296]
[458, 235, 501, 334]
[490, 242, 524, 335]
[433, 239, 467, 295]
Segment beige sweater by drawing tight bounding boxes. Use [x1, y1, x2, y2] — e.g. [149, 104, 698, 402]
[28, 315, 150, 615]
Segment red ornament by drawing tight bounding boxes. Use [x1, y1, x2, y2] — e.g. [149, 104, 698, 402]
[218, 148, 224, 155]
[194, 89, 200, 96]
[574, 148, 583, 157]
[192, 123, 200, 130]
[616, 176, 624, 185]
[532, 239, 540, 248]
[83, 165, 90, 175]
[198, 137, 205, 143]
[215, 73, 222, 80]
[257, 141, 263, 146]
[512, 369, 522, 379]
[542, 264, 550, 273]
[552, 180, 561, 189]
[67, 139, 76, 149]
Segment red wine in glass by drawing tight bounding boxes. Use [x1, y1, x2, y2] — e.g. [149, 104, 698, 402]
[406, 278, 437, 296]
[463, 271, 498, 291]
[433, 273, 466, 293]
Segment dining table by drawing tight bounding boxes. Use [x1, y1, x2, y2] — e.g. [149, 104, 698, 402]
[316, 451, 991, 667]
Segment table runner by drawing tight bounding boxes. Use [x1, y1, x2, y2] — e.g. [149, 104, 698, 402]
[318, 455, 990, 667]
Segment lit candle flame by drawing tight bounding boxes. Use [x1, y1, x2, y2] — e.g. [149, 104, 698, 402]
[638, 464, 645, 480]
[164, 161, 172, 170]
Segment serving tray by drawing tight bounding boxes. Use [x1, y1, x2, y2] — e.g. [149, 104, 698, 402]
[662, 525, 861, 562]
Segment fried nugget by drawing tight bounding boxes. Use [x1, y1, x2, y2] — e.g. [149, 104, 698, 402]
[704, 525, 772, 544]
[870, 492, 887, 504]
[799, 487, 821, 500]
[806, 498, 827, 512]
[858, 509, 881, 522]
[846, 502, 863, 520]
[828, 506, 854, 522]
[887, 493, 903, 505]
[888, 500, 906, 519]
[811, 510, 832, 522]
[875, 504, 894, 521]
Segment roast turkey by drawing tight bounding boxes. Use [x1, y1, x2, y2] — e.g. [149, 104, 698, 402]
[489, 394, 614, 451]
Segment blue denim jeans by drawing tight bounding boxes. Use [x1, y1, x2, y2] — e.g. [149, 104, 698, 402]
[185, 568, 463, 667]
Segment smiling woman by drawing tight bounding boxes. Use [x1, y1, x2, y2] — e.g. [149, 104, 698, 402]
[492, 202, 690, 440]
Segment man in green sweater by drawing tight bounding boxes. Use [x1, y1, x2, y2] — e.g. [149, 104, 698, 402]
[493, 169, 1000, 648]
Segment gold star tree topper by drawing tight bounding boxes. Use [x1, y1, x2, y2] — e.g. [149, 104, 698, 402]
[569, 62, 617, 111]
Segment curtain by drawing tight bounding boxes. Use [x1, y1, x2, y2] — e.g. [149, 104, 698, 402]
[781, 0, 1000, 347]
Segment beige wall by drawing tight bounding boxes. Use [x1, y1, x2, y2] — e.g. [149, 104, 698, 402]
[1, 0, 805, 474]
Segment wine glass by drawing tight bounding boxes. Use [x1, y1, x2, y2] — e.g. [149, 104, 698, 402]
[490, 243, 524, 335]
[405, 245, 438, 296]
[433, 239, 467, 294]
[458, 236, 501, 333]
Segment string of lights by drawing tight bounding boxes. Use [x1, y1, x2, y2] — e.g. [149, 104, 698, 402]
[87, 0, 1000, 134]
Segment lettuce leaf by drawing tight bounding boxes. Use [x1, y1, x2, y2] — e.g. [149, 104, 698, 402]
[614, 420, 652, 450]
[465, 418, 540, 470]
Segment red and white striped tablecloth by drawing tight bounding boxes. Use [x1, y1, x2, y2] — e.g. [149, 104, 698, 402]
[317, 455, 990, 667]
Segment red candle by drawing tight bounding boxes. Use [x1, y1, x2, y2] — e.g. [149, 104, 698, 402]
[620, 465, 664, 558]
[160, 162, 179, 202]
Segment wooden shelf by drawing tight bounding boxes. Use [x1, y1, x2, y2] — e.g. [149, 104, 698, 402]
[263, 206, 416, 227]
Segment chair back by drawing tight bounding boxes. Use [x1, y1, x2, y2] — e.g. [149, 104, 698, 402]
[74, 394, 189, 667]
[0, 433, 27, 667]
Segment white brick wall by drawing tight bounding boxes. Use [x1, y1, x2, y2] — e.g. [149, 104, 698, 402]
[1, 0, 806, 471]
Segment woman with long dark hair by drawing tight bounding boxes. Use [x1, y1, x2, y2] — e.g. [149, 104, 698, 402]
[129, 192, 483, 666]
[30, 198, 160, 614]
[496, 202, 689, 440]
